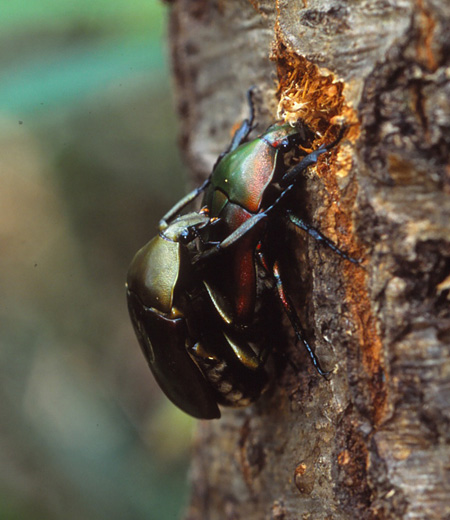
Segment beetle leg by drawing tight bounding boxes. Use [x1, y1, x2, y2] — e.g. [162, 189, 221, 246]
[280, 126, 347, 188]
[163, 87, 258, 229]
[258, 127, 361, 253]
[211, 87, 256, 170]
[254, 128, 347, 222]
[222, 331, 269, 370]
[159, 178, 211, 230]
[228, 87, 256, 151]
[287, 212, 360, 264]
[159, 88, 259, 229]
[271, 260, 330, 377]
[193, 212, 268, 263]
[255, 245, 329, 376]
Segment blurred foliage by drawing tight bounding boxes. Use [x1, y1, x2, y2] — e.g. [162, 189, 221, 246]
[0, 2, 195, 519]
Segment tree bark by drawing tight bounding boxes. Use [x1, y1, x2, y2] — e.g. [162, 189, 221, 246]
[168, 1, 450, 518]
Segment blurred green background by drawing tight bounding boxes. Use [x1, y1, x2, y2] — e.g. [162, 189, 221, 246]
[0, 2, 196, 519]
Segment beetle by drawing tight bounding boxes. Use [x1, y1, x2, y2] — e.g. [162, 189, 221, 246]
[127, 210, 270, 419]
[127, 89, 357, 419]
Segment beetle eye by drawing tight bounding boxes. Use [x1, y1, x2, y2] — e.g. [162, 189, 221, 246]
[279, 137, 295, 152]
[179, 228, 192, 243]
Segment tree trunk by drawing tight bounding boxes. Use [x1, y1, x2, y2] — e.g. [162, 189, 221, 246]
[168, 1, 450, 518]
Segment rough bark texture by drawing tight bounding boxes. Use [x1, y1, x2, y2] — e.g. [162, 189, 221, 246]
[168, 1, 450, 519]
